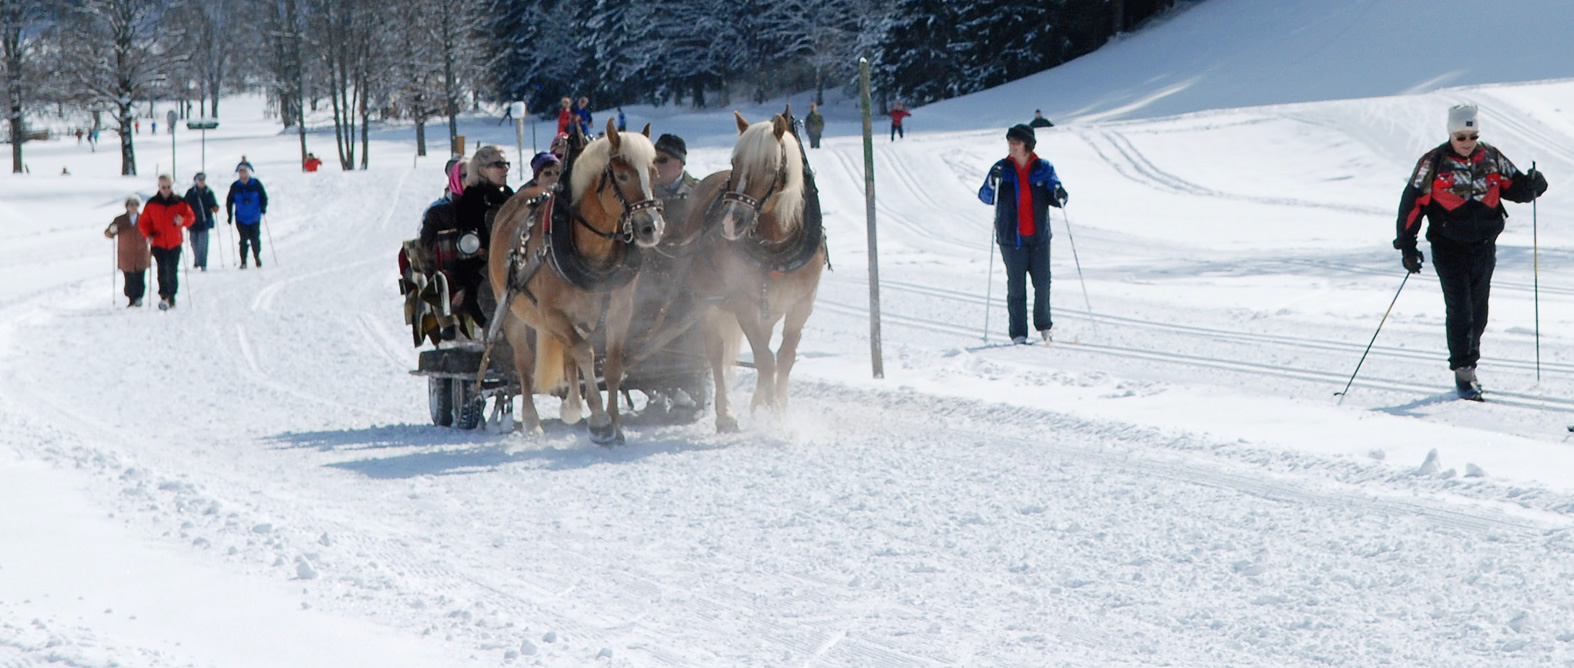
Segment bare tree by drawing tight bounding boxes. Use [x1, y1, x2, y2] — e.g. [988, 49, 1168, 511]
[262, 0, 308, 166]
[57, 0, 176, 175]
[177, 0, 237, 117]
[1, 0, 48, 173]
[308, 0, 381, 169]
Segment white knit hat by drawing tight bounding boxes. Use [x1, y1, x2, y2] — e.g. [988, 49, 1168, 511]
[1447, 103, 1479, 135]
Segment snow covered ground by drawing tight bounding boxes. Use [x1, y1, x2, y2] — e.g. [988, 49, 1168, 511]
[5, 1, 1574, 666]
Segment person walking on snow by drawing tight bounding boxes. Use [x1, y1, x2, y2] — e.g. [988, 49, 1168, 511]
[105, 196, 152, 307]
[137, 174, 196, 310]
[805, 102, 825, 149]
[888, 102, 911, 141]
[226, 162, 269, 269]
[1029, 110, 1054, 128]
[978, 124, 1067, 345]
[183, 173, 219, 271]
[1395, 103, 1548, 400]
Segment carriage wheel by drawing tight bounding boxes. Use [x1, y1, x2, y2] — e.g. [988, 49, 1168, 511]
[428, 377, 454, 426]
[452, 378, 484, 430]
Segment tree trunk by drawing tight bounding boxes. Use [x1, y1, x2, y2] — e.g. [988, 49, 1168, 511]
[117, 102, 137, 175]
[8, 114, 22, 174]
[1112, 0, 1126, 33]
[415, 119, 427, 157]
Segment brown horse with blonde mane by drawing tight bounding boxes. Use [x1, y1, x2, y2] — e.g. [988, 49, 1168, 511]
[688, 109, 826, 433]
[486, 119, 666, 444]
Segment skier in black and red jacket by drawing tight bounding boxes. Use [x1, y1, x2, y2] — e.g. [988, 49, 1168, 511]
[1395, 103, 1548, 399]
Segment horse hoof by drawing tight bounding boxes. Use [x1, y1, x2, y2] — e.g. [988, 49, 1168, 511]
[716, 416, 740, 433]
[590, 422, 622, 446]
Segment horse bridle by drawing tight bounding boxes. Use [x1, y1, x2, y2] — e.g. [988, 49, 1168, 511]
[574, 159, 663, 244]
[715, 149, 789, 239]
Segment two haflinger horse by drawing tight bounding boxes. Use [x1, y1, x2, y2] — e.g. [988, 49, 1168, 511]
[483, 110, 825, 444]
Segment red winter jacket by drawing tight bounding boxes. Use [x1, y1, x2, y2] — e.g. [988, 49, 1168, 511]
[137, 191, 196, 250]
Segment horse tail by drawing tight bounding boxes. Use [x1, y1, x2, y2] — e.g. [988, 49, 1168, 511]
[534, 334, 566, 394]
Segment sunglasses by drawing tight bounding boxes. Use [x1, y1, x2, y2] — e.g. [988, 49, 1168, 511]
[654, 157, 672, 165]
[489, 161, 510, 169]
[1452, 133, 1479, 141]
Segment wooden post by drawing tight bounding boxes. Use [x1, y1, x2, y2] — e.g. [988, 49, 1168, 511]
[859, 58, 884, 379]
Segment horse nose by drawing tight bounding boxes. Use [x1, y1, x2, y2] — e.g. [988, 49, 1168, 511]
[637, 212, 665, 247]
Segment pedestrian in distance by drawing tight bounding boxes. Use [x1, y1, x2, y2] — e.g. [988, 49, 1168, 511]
[303, 153, 322, 172]
[556, 97, 575, 136]
[105, 196, 152, 307]
[183, 172, 220, 271]
[888, 102, 911, 141]
[75, 128, 83, 144]
[575, 96, 594, 137]
[137, 174, 196, 310]
[226, 162, 269, 269]
[1395, 103, 1548, 400]
[978, 124, 1068, 345]
[805, 102, 825, 149]
[1029, 110, 1054, 128]
[616, 107, 627, 132]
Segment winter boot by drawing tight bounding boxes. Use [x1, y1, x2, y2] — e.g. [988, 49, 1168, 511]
[1454, 366, 1483, 401]
[157, 298, 170, 311]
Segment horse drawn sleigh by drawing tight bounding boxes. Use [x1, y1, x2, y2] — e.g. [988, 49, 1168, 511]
[399, 109, 826, 444]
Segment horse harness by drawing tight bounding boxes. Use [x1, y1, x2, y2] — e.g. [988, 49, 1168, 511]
[699, 118, 829, 323]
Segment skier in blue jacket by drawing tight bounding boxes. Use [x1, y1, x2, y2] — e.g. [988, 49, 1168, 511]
[978, 124, 1067, 345]
[226, 163, 269, 268]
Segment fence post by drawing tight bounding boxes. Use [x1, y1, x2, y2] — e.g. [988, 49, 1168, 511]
[860, 57, 883, 379]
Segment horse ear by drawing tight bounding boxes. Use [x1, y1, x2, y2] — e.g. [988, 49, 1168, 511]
[606, 119, 622, 152]
[641, 123, 651, 138]
[783, 103, 792, 118]
[734, 111, 750, 135]
[771, 114, 788, 140]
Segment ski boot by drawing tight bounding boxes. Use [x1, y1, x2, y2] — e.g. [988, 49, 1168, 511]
[1454, 366, 1483, 402]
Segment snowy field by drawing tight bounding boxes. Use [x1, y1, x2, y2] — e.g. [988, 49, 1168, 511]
[5, 1, 1574, 666]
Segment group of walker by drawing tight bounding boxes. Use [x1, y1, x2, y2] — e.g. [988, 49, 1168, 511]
[104, 159, 272, 311]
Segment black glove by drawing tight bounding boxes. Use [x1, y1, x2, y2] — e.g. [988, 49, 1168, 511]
[1401, 247, 1424, 274]
[1526, 168, 1548, 197]
[1054, 184, 1069, 207]
[989, 164, 1002, 181]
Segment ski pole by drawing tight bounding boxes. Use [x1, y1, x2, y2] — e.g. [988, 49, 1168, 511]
[1059, 204, 1096, 333]
[263, 214, 278, 266]
[983, 235, 996, 341]
[181, 237, 193, 308]
[1532, 160, 1541, 384]
[1335, 271, 1411, 403]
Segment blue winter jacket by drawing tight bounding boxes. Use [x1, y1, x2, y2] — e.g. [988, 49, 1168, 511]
[226, 178, 268, 225]
[978, 156, 1062, 247]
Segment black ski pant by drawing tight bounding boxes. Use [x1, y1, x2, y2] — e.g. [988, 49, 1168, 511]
[890, 124, 904, 141]
[237, 222, 262, 265]
[122, 270, 146, 303]
[1430, 237, 1495, 370]
[1000, 240, 1052, 340]
[152, 246, 181, 300]
[808, 132, 822, 149]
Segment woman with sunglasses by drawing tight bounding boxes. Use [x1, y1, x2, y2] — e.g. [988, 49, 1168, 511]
[452, 146, 515, 332]
[1395, 103, 1548, 400]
